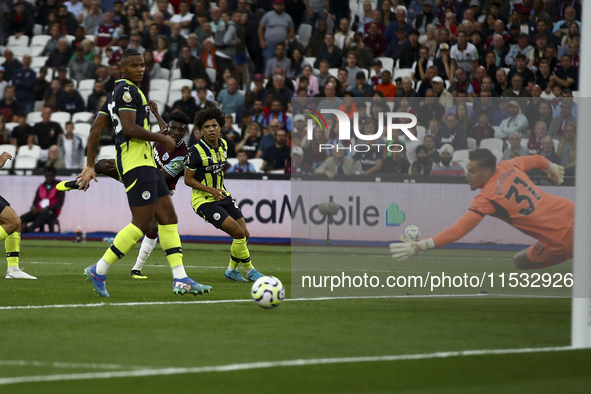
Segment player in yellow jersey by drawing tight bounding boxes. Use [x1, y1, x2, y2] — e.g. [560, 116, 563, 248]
[185, 107, 265, 282]
[0, 151, 36, 279]
[76, 49, 211, 297]
[391, 149, 572, 269]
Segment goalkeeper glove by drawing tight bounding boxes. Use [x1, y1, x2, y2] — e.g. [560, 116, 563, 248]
[389, 236, 435, 261]
[547, 163, 565, 186]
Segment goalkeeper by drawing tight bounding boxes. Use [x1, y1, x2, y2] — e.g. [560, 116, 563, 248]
[391, 150, 573, 269]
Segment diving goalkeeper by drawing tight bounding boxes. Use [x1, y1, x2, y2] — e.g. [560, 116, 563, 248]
[390, 150, 573, 269]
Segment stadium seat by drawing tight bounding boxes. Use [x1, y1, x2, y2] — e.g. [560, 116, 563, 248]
[489, 148, 503, 164]
[467, 137, 476, 150]
[553, 138, 559, 151]
[376, 57, 395, 72]
[453, 149, 470, 163]
[170, 68, 182, 80]
[206, 67, 216, 83]
[6, 122, 18, 131]
[85, 34, 95, 42]
[394, 68, 413, 79]
[27, 111, 43, 126]
[51, 112, 72, 125]
[416, 126, 426, 140]
[480, 137, 503, 152]
[151, 125, 161, 133]
[72, 112, 94, 123]
[34, 24, 43, 36]
[226, 158, 238, 168]
[73, 123, 91, 146]
[0, 144, 17, 158]
[167, 90, 182, 107]
[9, 45, 30, 58]
[13, 155, 38, 175]
[297, 24, 313, 48]
[6, 35, 29, 47]
[159, 68, 170, 80]
[250, 158, 264, 173]
[31, 56, 48, 69]
[97, 145, 117, 161]
[304, 56, 316, 67]
[16, 145, 41, 159]
[78, 89, 91, 106]
[65, 35, 75, 44]
[328, 68, 339, 77]
[170, 78, 193, 91]
[78, 78, 96, 90]
[520, 138, 529, 148]
[31, 35, 51, 48]
[151, 79, 170, 92]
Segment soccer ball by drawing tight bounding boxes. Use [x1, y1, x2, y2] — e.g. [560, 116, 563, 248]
[404, 225, 421, 241]
[251, 276, 285, 309]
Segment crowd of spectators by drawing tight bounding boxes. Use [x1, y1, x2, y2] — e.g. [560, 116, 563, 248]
[0, 0, 580, 178]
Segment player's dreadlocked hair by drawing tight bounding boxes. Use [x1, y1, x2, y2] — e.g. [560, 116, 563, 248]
[194, 107, 224, 131]
[469, 149, 497, 170]
[121, 49, 142, 62]
[170, 111, 190, 126]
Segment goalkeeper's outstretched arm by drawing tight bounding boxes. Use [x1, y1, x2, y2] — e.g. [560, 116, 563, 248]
[390, 211, 483, 261]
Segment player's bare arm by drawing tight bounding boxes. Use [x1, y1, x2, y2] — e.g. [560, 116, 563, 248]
[77, 113, 112, 190]
[148, 100, 167, 132]
[184, 167, 226, 201]
[0, 151, 12, 168]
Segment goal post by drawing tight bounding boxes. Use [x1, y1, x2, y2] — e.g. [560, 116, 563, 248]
[571, 1, 591, 348]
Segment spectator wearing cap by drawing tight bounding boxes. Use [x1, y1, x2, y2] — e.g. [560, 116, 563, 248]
[251, 73, 268, 102]
[430, 144, 465, 176]
[432, 44, 452, 82]
[12, 54, 37, 114]
[69, 46, 96, 83]
[496, 100, 528, 139]
[375, 70, 397, 98]
[505, 33, 533, 67]
[364, 22, 388, 58]
[435, 113, 468, 150]
[258, 0, 295, 70]
[352, 71, 373, 97]
[290, 146, 312, 175]
[431, 76, 453, 109]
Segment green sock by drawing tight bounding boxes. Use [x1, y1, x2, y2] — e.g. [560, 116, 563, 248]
[5, 232, 20, 268]
[102, 223, 144, 264]
[231, 237, 253, 270]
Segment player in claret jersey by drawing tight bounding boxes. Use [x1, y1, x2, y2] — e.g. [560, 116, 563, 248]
[391, 149, 574, 269]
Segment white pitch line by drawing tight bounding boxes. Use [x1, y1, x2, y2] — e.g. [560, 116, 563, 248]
[0, 360, 149, 370]
[0, 293, 567, 311]
[0, 346, 575, 386]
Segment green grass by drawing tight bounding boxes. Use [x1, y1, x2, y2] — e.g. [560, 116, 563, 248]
[0, 240, 589, 393]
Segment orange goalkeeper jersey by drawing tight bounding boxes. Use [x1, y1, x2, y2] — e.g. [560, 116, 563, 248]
[433, 155, 574, 247]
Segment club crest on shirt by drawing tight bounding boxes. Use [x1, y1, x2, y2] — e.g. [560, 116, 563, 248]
[162, 152, 169, 161]
[123, 92, 132, 103]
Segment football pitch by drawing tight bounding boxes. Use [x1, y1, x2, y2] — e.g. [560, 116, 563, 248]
[0, 240, 589, 393]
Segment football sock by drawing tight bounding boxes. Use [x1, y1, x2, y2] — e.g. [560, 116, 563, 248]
[99, 223, 144, 274]
[230, 237, 253, 270]
[5, 232, 20, 271]
[132, 234, 158, 272]
[0, 226, 9, 242]
[158, 224, 187, 279]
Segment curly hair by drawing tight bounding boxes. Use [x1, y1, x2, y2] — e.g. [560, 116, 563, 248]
[194, 107, 225, 131]
[170, 111, 190, 125]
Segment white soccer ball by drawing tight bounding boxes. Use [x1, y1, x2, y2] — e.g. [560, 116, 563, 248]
[251, 276, 285, 309]
[404, 225, 421, 241]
